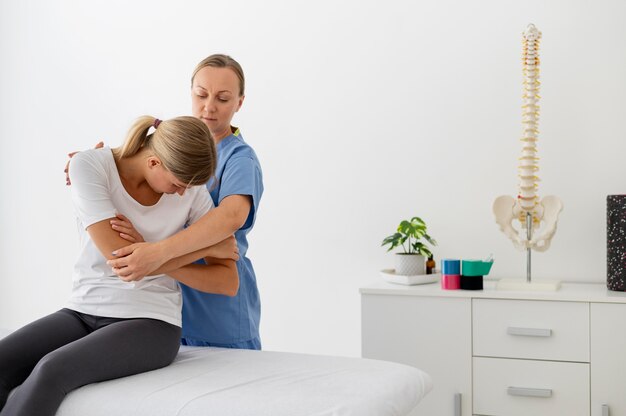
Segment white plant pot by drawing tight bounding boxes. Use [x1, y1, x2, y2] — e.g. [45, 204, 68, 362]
[395, 254, 425, 276]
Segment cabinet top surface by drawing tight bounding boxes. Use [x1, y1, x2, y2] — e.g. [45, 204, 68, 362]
[360, 280, 626, 303]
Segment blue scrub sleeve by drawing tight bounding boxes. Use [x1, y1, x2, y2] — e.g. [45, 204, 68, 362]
[218, 156, 263, 231]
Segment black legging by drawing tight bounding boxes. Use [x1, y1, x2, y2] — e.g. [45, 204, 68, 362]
[0, 308, 181, 416]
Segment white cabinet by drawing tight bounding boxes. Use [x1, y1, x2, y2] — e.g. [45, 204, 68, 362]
[591, 303, 626, 416]
[362, 295, 471, 416]
[360, 281, 626, 416]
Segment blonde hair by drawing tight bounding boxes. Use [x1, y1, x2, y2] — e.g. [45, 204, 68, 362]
[191, 54, 245, 96]
[115, 116, 216, 186]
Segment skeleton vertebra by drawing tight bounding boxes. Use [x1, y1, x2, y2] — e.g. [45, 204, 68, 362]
[493, 24, 563, 252]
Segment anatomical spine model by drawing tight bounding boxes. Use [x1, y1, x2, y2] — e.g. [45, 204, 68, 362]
[493, 24, 563, 252]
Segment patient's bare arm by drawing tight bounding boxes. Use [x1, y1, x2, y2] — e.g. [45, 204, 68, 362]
[87, 218, 141, 261]
[106, 195, 251, 281]
[107, 214, 239, 280]
[88, 218, 238, 295]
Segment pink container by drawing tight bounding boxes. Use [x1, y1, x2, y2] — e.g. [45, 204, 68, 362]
[441, 274, 461, 290]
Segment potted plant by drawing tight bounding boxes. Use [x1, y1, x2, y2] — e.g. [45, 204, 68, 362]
[382, 216, 437, 276]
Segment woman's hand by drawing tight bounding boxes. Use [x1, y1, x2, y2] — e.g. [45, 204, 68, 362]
[206, 235, 240, 261]
[108, 242, 168, 282]
[110, 213, 145, 243]
[65, 141, 104, 185]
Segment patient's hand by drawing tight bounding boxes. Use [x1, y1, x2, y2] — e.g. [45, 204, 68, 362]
[111, 213, 145, 243]
[65, 141, 104, 185]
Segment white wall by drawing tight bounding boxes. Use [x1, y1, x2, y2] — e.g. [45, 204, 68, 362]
[1, 0, 625, 357]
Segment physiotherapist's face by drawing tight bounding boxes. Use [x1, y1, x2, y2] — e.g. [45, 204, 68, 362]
[191, 66, 244, 141]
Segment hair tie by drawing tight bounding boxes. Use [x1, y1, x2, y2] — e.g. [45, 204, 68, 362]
[153, 118, 162, 129]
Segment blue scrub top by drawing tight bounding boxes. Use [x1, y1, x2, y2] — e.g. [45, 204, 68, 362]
[180, 128, 263, 348]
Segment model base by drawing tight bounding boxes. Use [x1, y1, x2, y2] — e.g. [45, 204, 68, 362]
[496, 278, 561, 292]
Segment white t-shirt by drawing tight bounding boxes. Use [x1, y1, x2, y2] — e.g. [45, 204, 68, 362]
[67, 147, 213, 326]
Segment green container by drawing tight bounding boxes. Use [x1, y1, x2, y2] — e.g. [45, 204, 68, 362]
[462, 260, 493, 277]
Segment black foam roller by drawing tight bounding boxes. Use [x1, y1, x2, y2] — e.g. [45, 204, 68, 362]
[607, 195, 626, 291]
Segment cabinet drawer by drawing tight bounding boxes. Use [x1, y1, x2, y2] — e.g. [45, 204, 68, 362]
[473, 357, 589, 416]
[473, 299, 589, 361]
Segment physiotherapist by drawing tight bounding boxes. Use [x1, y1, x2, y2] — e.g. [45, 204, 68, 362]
[75, 54, 264, 350]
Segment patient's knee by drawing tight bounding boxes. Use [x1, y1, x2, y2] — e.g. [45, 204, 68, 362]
[0, 386, 8, 410]
[0, 377, 17, 411]
[29, 352, 70, 392]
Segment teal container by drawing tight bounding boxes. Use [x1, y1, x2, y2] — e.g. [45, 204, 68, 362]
[461, 260, 494, 277]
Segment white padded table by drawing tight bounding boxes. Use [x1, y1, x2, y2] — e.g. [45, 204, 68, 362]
[53, 346, 431, 416]
[2, 329, 431, 416]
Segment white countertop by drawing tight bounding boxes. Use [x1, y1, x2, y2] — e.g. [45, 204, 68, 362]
[360, 279, 626, 303]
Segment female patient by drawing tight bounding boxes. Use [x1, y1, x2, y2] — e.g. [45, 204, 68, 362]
[0, 116, 238, 416]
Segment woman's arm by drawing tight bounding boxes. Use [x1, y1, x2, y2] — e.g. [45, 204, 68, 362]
[141, 236, 238, 276]
[107, 194, 251, 280]
[88, 218, 238, 295]
[166, 257, 239, 296]
[108, 213, 239, 277]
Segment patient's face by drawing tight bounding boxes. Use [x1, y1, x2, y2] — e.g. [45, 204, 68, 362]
[146, 160, 189, 196]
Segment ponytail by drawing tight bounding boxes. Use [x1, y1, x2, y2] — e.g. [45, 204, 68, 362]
[115, 116, 157, 158]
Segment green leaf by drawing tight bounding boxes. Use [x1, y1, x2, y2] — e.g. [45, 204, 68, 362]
[397, 221, 413, 235]
[410, 217, 426, 228]
[381, 233, 401, 246]
[423, 234, 437, 246]
[419, 246, 432, 257]
[382, 233, 403, 252]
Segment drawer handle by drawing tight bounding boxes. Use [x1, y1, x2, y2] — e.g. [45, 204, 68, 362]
[507, 327, 552, 337]
[602, 404, 609, 416]
[507, 386, 552, 398]
[454, 393, 461, 416]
